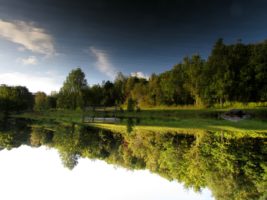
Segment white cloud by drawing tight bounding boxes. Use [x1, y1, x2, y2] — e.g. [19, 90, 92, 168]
[19, 56, 38, 65]
[0, 19, 55, 56]
[90, 47, 117, 79]
[131, 71, 150, 80]
[0, 72, 61, 94]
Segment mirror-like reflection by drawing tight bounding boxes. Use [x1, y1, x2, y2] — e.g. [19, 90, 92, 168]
[0, 146, 213, 200]
[0, 118, 266, 200]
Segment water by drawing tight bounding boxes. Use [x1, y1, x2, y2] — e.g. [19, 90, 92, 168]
[0, 146, 212, 200]
[0, 118, 266, 200]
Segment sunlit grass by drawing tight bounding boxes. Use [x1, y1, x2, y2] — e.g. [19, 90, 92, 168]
[91, 118, 267, 133]
[13, 108, 267, 135]
[90, 122, 267, 139]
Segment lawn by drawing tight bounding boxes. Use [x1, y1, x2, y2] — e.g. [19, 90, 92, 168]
[12, 107, 267, 135]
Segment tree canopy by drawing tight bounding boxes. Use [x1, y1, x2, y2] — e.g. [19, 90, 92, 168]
[57, 68, 88, 110]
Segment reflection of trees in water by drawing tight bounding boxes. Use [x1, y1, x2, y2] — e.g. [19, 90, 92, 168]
[0, 119, 266, 200]
[60, 152, 79, 170]
[199, 134, 267, 200]
[125, 117, 141, 133]
[30, 127, 53, 147]
[0, 118, 31, 150]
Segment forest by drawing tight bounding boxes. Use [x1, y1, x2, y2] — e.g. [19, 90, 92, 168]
[1, 38, 267, 113]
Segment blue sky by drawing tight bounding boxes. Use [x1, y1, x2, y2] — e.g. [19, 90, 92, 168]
[0, 0, 267, 93]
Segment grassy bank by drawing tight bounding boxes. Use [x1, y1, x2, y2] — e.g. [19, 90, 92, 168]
[12, 107, 267, 133]
[91, 123, 267, 138]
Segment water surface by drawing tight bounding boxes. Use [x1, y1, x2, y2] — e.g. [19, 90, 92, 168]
[0, 118, 266, 200]
[0, 146, 213, 200]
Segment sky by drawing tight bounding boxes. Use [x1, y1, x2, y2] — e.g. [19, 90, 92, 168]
[0, 146, 214, 200]
[0, 0, 267, 93]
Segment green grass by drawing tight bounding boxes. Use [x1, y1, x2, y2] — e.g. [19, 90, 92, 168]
[90, 121, 267, 139]
[133, 117, 266, 130]
[212, 101, 267, 109]
[94, 117, 267, 132]
[13, 110, 86, 124]
[12, 107, 267, 134]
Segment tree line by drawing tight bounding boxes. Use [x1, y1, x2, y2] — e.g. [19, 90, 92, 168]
[1, 38, 267, 112]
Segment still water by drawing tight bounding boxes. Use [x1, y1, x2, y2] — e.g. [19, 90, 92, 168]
[0, 146, 212, 200]
[0, 118, 266, 200]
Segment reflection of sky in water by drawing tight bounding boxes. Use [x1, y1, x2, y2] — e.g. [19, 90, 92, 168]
[0, 146, 213, 200]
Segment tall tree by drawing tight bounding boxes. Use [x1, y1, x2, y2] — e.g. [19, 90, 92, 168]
[57, 68, 88, 110]
[183, 55, 205, 106]
[114, 72, 127, 105]
[34, 92, 47, 111]
[250, 41, 267, 101]
[206, 39, 230, 105]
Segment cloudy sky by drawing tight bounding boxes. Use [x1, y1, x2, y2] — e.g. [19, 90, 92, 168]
[0, 0, 267, 93]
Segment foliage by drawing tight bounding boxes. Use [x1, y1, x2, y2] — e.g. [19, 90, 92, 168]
[34, 92, 48, 111]
[127, 97, 136, 112]
[57, 68, 88, 110]
[0, 85, 33, 113]
[81, 39, 267, 108]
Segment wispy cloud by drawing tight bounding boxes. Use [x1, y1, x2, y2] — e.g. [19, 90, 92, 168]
[90, 47, 117, 79]
[0, 19, 55, 56]
[0, 72, 61, 94]
[18, 56, 38, 65]
[131, 71, 150, 80]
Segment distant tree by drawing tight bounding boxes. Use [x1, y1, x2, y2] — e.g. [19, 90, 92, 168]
[183, 55, 205, 106]
[171, 64, 194, 105]
[14, 86, 34, 111]
[148, 74, 162, 105]
[206, 39, 230, 105]
[250, 41, 267, 101]
[125, 76, 140, 99]
[87, 84, 103, 106]
[57, 68, 88, 110]
[127, 97, 135, 112]
[131, 80, 149, 107]
[46, 96, 57, 109]
[114, 72, 127, 105]
[0, 85, 33, 113]
[34, 92, 47, 111]
[102, 81, 116, 106]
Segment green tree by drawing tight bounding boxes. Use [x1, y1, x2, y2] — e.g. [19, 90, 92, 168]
[131, 79, 149, 107]
[102, 81, 116, 106]
[34, 92, 47, 111]
[57, 68, 88, 110]
[250, 41, 267, 101]
[183, 55, 205, 106]
[87, 84, 103, 105]
[148, 74, 162, 105]
[206, 39, 231, 105]
[127, 97, 136, 112]
[171, 64, 194, 105]
[46, 92, 57, 109]
[0, 85, 33, 113]
[114, 72, 127, 105]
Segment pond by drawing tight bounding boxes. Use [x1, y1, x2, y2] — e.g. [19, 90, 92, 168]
[0, 117, 266, 200]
